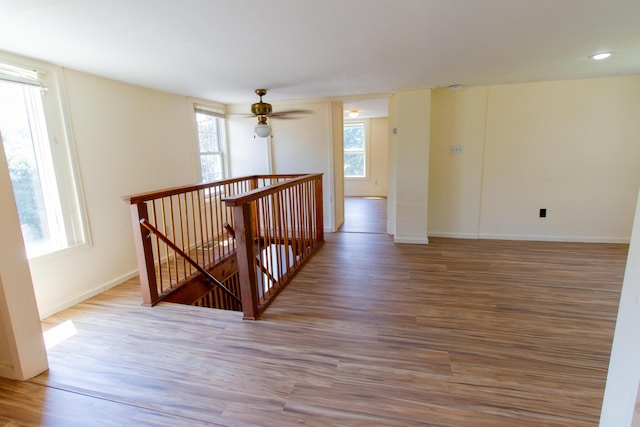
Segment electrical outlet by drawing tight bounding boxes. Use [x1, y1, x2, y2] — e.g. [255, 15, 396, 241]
[449, 145, 464, 155]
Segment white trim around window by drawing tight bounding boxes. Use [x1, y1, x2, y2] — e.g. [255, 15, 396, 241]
[343, 119, 370, 180]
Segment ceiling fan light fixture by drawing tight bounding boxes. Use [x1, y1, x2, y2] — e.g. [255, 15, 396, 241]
[348, 109, 360, 118]
[254, 116, 271, 138]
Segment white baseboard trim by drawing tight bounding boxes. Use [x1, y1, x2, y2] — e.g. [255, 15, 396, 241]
[425, 231, 629, 244]
[0, 363, 14, 379]
[344, 194, 387, 198]
[428, 232, 479, 239]
[394, 234, 429, 245]
[39, 269, 139, 320]
[477, 233, 630, 244]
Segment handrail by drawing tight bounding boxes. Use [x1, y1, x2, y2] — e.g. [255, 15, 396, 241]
[123, 174, 302, 204]
[223, 174, 323, 206]
[139, 219, 242, 306]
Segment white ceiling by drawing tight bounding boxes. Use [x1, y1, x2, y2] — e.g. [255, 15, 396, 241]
[1, 0, 639, 110]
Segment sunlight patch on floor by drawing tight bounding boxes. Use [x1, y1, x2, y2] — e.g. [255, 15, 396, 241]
[44, 320, 77, 350]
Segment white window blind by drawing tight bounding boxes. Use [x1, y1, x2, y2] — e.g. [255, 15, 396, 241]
[0, 62, 48, 89]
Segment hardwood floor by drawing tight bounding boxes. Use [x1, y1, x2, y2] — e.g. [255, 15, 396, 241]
[0, 234, 628, 426]
[339, 197, 387, 234]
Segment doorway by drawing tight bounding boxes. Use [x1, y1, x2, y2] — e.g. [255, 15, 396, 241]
[340, 98, 389, 234]
[339, 196, 387, 233]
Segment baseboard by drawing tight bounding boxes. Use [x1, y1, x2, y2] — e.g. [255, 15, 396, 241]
[344, 195, 387, 198]
[39, 269, 139, 320]
[0, 363, 15, 379]
[428, 232, 479, 239]
[477, 233, 630, 244]
[394, 234, 429, 244]
[426, 231, 629, 244]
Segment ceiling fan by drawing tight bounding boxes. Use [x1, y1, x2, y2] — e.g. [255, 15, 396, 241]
[249, 89, 310, 138]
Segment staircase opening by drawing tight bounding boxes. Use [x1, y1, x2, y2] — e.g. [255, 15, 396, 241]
[123, 174, 324, 320]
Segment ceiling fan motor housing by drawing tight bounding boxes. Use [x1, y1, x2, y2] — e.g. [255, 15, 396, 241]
[251, 101, 272, 116]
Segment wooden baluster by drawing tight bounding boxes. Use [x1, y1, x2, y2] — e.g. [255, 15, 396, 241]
[150, 200, 163, 293]
[286, 186, 297, 266]
[169, 195, 179, 283]
[314, 176, 324, 242]
[130, 202, 159, 306]
[306, 181, 314, 246]
[177, 193, 187, 281]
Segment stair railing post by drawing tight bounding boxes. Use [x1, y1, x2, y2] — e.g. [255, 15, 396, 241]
[233, 202, 260, 319]
[130, 202, 159, 306]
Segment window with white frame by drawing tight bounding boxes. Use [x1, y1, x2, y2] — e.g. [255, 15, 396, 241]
[194, 105, 226, 182]
[344, 121, 366, 178]
[0, 59, 87, 258]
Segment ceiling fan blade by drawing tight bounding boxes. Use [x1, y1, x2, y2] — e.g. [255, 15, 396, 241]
[272, 109, 312, 115]
[269, 109, 313, 119]
[245, 90, 314, 120]
[226, 113, 255, 118]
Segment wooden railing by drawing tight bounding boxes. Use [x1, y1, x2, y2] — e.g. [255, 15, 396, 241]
[224, 174, 324, 319]
[123, 174, 323, 319]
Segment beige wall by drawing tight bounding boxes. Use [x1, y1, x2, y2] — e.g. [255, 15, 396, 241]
[17, 67, 199, 318]
[226, 99, 339, 232]
[344, 117, 389, 197]
[429, 76, 640, 242]
[429, 87, 487, 237]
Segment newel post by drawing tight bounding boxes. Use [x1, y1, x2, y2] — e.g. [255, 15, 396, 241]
[130, 202, 158, 306]
[233, 203, 260, 319]
[315, 176, 324, 242]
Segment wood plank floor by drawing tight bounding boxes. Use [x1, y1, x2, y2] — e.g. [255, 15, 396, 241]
[0, 234, 628, 426]
[339, 197, 387, 234]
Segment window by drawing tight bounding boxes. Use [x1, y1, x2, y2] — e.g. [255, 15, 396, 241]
[344, 121, 366, 178]
[0, 59, 87, 258]
[194, 106, 226, 182]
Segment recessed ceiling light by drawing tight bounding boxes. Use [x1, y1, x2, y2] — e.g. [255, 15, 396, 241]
[589, 52, 612, 61]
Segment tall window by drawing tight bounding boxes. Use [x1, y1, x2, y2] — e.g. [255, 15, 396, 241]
[194, 106, 226, 182]
[0, 60, 86, 258]
[344, 122, 366, 178]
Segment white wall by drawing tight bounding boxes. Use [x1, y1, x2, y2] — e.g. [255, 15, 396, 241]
[226, 106, 271, 176]
[344, 117, 389, 197]
[0, 135, 48, 380]
[428, 76, 640, 243]
[600, 187, 640, 426]
[332, 101, 345, 231]
[393, 89, 431, 244]
[227, 100, 338, 232]
[387, 94, 398, 235]
[24, 68, 199, 318]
